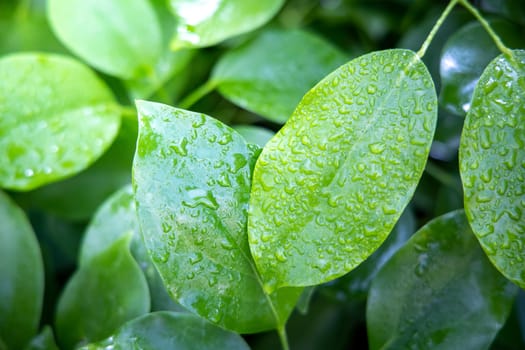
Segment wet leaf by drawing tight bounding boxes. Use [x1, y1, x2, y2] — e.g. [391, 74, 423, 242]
[80, 311, 250, 350]
[55, 234, 150, 349]
[133, 100, 301, 333]
[459, 49, 525, 288]
[440, 20, 525, 115]
[0, 191, 44, 350]
[248, 49, 437, 290]
[213, 28, 347, 123]
[48, 0, 162, 79]
[169, 0, 284, 49]
[0, 53, 120, 191]
[367, 210, 517, 350]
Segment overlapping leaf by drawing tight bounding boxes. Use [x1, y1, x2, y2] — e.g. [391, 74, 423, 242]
[248, 49, 437, 290]
[133, 101, 301, 333]
[0, 53, 120, 190]
[55, 234, 150, 349]
[459, 49, 525, 288]
[213, 28, 348, 123]
[0, 191, 44, 350]
[169, 0, 284, 49]
[367, 210, 517, 350]
[80, 312, 250, 350]
[48, 0, 162, 79]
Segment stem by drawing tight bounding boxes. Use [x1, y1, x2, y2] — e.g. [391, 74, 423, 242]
[178, 80, 217, 110]
[417, 0, 459, 59]
[458, 0, 513, 57]
[277, 325, 290, 350]
[117, 105, 137, 120]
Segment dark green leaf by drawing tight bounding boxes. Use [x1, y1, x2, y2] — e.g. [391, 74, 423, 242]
[133, 100, 301, 333]
[169, 0, 284, 49]
[25, 326, 59, 350]
[440, 20, 525, 116]
[48, 0, 162, 79]
[367, 210, 517, 350]
[459, 49, 525, 288]
[213, 28, 347, 123]
[55, 234, 150, 349]
[0, 191, 44, 349]
[81, 311, 250, 350]
[248, 49, 437, 290]
[0, 53, 120, 191]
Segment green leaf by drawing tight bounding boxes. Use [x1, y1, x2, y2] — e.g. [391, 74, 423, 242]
[133, 100, 301, 333]
[213, 28, 348, 123]
[80, 311, 250, 350]
[233, 125, 275, 148]
[440, 20, 525, 116]
[55, 234, 150, 349]
[0, 191, 44, 350]
[366, 210, 517, 350]
[0, 53, 120, 191]
[24, 326, 59, 350]
[13, 115, 137, 221]
[47, 0, 162, 79]
[321, 208, 415, 301]
[169, 0, 284, 49]
[459, 49, 525, 288]
[79, 184, 182, 312]
[248, 49, 437, 290]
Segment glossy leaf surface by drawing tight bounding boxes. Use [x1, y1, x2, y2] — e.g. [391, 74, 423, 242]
[169, 0, 284, 49]
[459, 50, 525, 288]
[367, 210, 517, 350]
[213, 28, 347, 123]
[133, 100, 301, 333]
[248, 49, 437, 290]
[81, 311, 250, 350]
[440, 20, 525, 115]
[55, 234, 150, 349]
[0, 191, 44, 350]
[13, 116, 137, 221]
[48, 0, 162, 79]
[0, 53, 120, 191]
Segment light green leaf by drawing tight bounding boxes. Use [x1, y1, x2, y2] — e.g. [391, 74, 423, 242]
[47, 0, 162, 79]
[0, 191, 44, 350]
[80, 311, 250, 350]
[0, 53, 120, 191]
[459, 49, 525, 288]
[233, 125, 275, 148]
[13, 115, 136, 221]
[169, 0, 284, 49]
[24, 326, 59, 350]
[248, 49, 437, 290]
[55, 234, 150, 349]
[133, 100, 301, 333]
[79, 184, 182, 312]
[367, 210, 517, 350]
[213, 28, 348, 123]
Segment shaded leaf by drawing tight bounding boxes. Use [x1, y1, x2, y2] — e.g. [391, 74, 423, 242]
[48, 0, 162, 79]
[233, 125, 275, 148]
[213, 28, 347, 123]
[133, 100, 301, 333]
[80, 311, 250, 350]
[248, 49, 437, 290]
[367, 210, 517, 350]
[0, 191, 44, 349]
[440, 20, 525, 115]
[55, 234, 150, 349]
[25, 326, 59, 350]
[0, 53, 120, 191]
[169, 0, 284, 49]
[459, 50, 525, 288]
